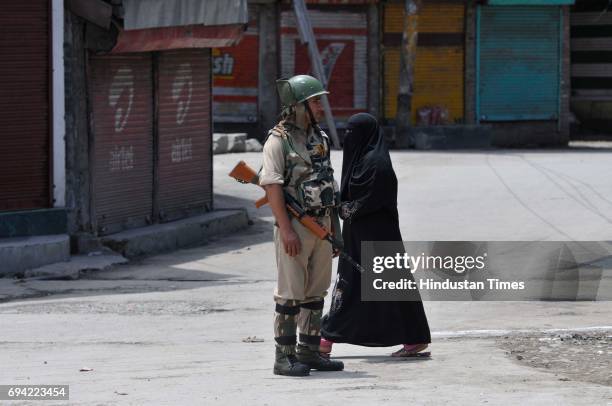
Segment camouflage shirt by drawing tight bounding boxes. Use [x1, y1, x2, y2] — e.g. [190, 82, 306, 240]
[260, 120, 339, 211]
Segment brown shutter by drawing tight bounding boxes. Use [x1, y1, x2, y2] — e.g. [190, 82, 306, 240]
[157, 50, 212, 221]
[90, 54, 154, 235]
[0, 0, 51, 211]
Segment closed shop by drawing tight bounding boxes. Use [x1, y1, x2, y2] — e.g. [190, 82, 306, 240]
[477, 6, 562, 121]
[89, 51, 214, 235]
[90, 54, 154, 235]
[570, 0, 612, 132]
[61, 0, 245, 240]
[212, 5, 259, 124]
[0, 1, 51, 211]
[157, 50, 212, 221]
[383, 1, 465, 124]
[281, 7, 369, 123]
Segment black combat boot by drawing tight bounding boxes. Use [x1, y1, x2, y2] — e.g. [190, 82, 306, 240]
[273, 347, 310, 377]
[296, 344, 344, 371]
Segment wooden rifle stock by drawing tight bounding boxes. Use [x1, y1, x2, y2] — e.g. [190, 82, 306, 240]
[229, 161, 269, 207]
[228, 160, 259, 185]
[255, 196, 268, 208]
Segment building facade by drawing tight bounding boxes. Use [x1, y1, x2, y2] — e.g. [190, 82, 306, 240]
[0, 0, 246, 275]
[213, 0, 576, 147]
[213, 0, 380, 139]
[63, 0, 246, 242]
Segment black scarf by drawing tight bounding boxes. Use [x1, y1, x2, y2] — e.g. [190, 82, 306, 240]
[341, 113, 397, 216]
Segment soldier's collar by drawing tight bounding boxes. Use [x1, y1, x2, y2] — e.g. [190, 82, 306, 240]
[283, 115, 310, 131]
[282, 120, 309, 133]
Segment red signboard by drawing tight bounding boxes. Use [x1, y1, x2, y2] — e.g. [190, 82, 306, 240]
[281, 9, 368, 122]
[212, 7, 259, 123]
[294, 39, 356, 114]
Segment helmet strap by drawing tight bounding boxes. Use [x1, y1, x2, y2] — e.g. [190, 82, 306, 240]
[304, 101, 320, 130]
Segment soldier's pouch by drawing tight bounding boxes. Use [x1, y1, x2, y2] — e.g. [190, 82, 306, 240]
[298, 172, 339, 211]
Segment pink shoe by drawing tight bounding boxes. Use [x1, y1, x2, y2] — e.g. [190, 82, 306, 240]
[319, 338, 334, 358]
[391, 343, 429, 357]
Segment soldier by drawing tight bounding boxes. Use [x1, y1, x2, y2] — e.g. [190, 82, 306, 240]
[259, 75, 345, 377]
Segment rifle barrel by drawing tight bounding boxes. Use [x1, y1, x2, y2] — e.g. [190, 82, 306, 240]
[339, 252, 365, 273]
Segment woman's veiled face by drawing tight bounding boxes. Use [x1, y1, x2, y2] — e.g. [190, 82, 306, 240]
[344, 113, 378, 152]
[343, 125, 355, 154]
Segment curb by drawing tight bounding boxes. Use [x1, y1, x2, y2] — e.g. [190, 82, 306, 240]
[0, 235, 70, 277]
[24, 251, 129, 280]
[100, 209, 250, 259]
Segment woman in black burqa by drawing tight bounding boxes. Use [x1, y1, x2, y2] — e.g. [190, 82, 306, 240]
[321, 112, 431, 357]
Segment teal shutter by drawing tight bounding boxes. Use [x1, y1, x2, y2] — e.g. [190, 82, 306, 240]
[477, 6, 561, 121]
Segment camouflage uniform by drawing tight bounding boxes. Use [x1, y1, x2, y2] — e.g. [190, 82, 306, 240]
[260, 119, 340, 356]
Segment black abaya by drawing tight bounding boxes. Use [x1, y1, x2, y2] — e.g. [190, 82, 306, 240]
[321, 113, 431, 346]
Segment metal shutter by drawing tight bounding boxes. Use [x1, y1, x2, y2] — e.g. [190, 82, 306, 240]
[0, 0, 51, 211]
[570, 1, 612, 131]
[477, 6, 561, 121]
[157, 49, 212, 221]
[90, 54, 154, 235]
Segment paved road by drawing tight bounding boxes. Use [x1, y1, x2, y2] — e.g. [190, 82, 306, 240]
[1, 144, 611, 405]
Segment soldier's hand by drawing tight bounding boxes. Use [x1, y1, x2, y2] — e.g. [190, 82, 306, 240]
[281, 226, 301, 257]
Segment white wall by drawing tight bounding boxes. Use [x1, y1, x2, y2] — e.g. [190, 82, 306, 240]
[52, 0, 65, 207]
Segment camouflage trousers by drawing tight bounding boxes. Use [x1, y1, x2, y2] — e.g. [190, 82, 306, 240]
[274, 299, 324, 355]
[273, 216, 332, 354]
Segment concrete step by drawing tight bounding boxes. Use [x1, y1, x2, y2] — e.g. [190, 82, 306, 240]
[0, 234, 70, 277]
[100, 209, 249, 259]
[411, 125, 492, 150]
[23, 251, 128, 280]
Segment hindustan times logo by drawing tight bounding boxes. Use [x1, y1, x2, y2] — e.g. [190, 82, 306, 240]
[372, 278, 525, 291]
[372, 252, 488, 274]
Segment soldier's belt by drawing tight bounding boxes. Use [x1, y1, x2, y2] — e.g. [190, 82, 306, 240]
[305, 207, 332, 217]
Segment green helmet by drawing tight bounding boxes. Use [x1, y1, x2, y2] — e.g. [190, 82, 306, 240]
[276, 75, 329, 110]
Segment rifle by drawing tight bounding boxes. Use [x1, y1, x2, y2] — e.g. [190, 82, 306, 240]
[229, 160, 365, 273]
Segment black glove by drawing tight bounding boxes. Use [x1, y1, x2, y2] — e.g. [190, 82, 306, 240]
[339, 201, 360, 221]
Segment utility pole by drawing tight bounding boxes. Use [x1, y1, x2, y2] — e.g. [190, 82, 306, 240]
[292, 0, 340, 148]
[395, 0, 420, 148]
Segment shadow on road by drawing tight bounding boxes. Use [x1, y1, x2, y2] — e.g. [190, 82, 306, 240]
[0, 194, 278, 304]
